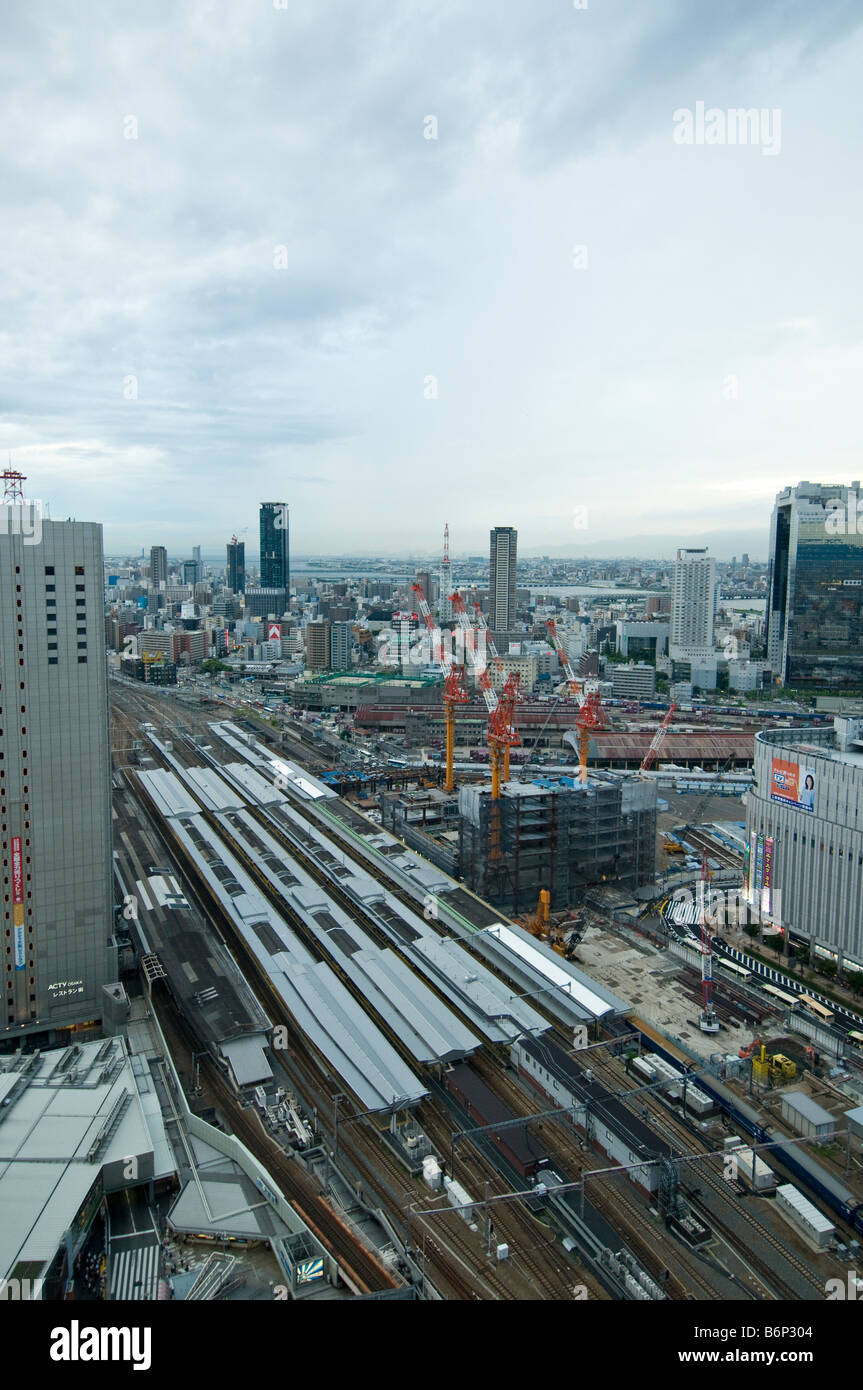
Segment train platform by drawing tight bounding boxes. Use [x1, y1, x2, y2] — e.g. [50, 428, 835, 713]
[113, 780, 273, 1084]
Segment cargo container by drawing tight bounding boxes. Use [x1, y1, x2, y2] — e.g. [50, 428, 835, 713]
[774, 1183, 835, 1251]
[631, 1056, 657, 1084]
[730, 1145, 775, 1192]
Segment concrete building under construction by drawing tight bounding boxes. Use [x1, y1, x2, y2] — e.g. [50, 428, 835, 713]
[458, 774, 657, 914]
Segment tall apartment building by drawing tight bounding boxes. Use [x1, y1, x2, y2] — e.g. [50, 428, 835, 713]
[0, 508, 114, 1042]
[305, 621, 331, 670]
[766, 481, 863, 688]
[149, 544, 168, 587]
[669, 548, 716, 658]
[329, 621, 353, 671]
[260, 502, 289, 594]
[489, 526, 517, 632]
[227, 538, 245, 594]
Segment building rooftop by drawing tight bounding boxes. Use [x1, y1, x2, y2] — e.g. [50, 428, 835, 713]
[0, 1038, 173, 1282]
[781, 1091, 837, 1127]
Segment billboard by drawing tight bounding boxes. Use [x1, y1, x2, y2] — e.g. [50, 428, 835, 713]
[268, 623, 282, 643]
[747, 832, 757, 901]
[762, 836, 773, 915]
[11, 836, 25, 970]
[770, 758, 816, 812]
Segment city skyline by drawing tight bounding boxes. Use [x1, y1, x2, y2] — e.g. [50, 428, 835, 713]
[2, 2, 862, 555]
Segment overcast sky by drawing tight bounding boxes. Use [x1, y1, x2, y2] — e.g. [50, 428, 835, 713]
[1, 0, 862, 560]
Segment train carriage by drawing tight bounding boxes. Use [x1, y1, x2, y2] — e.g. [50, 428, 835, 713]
[443, 1063, 549, 1179]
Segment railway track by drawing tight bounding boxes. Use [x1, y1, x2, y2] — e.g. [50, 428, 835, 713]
[113, 691, 770, 1301]
[121, 728, 567, 1300]
[472, 1050, 726, 1301]
[585, 1048, 826, 1300]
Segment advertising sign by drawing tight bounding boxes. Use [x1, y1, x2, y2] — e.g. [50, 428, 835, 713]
[770, 757, 816, 811]
[754, 834, 764, 904]
[747, 832, 757, 902]
[268, 623, 282, 643]
[11, 836, 25, 970]
[762, 836, 773, 915]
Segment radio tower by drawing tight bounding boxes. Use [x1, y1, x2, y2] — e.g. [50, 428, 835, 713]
[2, 462, 26, 502]
[698, 850, 719, 1033]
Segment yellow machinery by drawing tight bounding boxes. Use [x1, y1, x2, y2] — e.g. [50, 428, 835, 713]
[751, 1045, 797, 1084]
[528, 890, 551, 939]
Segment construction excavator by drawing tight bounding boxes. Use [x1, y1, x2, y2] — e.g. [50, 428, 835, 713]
[526, 890, 587, 960]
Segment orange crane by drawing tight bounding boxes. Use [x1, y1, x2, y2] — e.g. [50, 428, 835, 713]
[411, 582, 467, 794]
[451, 592, 520, 800]
[472, 602, 523, 779]
[546, 619, 609, 782]
[639, 703, 678, 774]
[528, 889, 551, 937]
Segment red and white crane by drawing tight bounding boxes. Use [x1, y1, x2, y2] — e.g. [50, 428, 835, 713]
[411, 582, 468, 794]
[546, 619, 609, 783]
[451, 591, 519, 799]
[639, 703, 678, 774]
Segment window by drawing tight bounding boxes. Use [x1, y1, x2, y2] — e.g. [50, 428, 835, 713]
[77, 656, 87, 664]
[47, 643, 57, 651]
[46, 599, 55, 608]
[77, 641, 87, 649]
[48, 658, 57, 665]
[44, 566, 54, 575]
[46, 584, 55, 592]
[74, 566, 84, 575]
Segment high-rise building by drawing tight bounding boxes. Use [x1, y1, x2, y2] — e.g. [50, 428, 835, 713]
[766, 482, 863, 688]
[489, 526, 517, 631]
[439, 521, 452, 623]
[414, 570, 431, 606]
[0, 508, 114, 1040]
[227, 538, 245, 594]
[669, 548, 716, 658]
[305, 620, 331, 670]
[149, 544, 167, 587]
[329, 621, 353, 670]
[260, 502, 289, 594]
[747, 719, 863, 966]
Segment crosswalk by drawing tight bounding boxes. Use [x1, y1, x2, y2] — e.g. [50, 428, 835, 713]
[110, 1237, 161, 1300]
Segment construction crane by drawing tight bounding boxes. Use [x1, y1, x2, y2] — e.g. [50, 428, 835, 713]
[451, 591, 519, 800]
[411, 582, 468, 794]
[677, 752, 737, 844]
[547, 619, 609, 783]
[698, 850, 719, 1033]
[639, 703, 678, 774]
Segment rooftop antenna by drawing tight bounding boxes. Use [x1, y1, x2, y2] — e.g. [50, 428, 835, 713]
[2, 460, 26, 503]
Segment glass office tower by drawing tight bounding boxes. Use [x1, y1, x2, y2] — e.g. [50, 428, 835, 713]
[766, 482, 863, 688]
